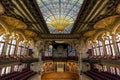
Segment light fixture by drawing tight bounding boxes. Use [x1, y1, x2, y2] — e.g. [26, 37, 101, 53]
[49, 17, 72, 32]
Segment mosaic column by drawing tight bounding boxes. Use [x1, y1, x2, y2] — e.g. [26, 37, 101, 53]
[101, 39, 107, 58]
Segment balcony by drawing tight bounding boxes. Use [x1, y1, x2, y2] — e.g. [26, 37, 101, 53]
[0, 56, 39, 66]
[42, 56, 78, 61]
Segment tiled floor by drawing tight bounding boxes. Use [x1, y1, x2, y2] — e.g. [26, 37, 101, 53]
[28, 74, 41, 80]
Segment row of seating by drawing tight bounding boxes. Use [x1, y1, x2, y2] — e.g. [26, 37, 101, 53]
[85, 71, 109, 80]
[0, 68, 36, 80]
[85, 69, 120, 80]
[92, 69, 120, 80]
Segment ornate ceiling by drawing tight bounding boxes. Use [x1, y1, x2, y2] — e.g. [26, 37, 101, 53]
[0, 0, 119, 39]
[36, 0, 84, 34]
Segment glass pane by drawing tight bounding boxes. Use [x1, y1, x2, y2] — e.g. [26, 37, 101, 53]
[14, 65, 18, 72]
[106, 45, 112, 55]
[36, 0, 84, 34]
[116, 68, 120, 76]
[117, 43, 120, 53]
[12, 40, 16, 44]
[17, 47, 21, 56]
[1, 67, 5, 76]
[9, 45, 15, 55]
[6, 45, 10, 55]
[21, 47, 25, 55]
[111, 44, 115, 56]
[0, 34, 5, 42]
[105, 40, 109, 44]
[103, 66, 107, 72]
[0, 43, 4, 55]
[110, 67, 116, 74]
[19, 41, 23, 46]
[6, 67, 9, 74]
[96, 47, 100, 56]
[93, 48, 97, 56]
[100, 47, 104, 55]
[45, 49, 49, 56]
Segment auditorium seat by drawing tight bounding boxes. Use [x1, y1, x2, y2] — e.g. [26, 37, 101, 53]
[85, 69, 120, 80]
[0, 68, 36, 80]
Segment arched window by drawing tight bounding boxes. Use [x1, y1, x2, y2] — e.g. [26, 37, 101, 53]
[10, 40, 16, 55]
[116, 68, 120, 76]
[110, 67, 116, 74]
[92, 43, 97, 56]
[17, 41, 23, 56]
[68, 45, 76, 56]
[1, 67, 5, 76]
[20, 43, 29, 56]
[96, 40, 104, 56]
[5, 66, 11, 74]
[14, 65, 19, 72]
[6, 39, 16, 56]
[103, 65, 107, 72]
[24, 43, 29, 56]
[116, 34, 120, 54]
[0, 34, 5, 56]
[105, 35, 115, 56]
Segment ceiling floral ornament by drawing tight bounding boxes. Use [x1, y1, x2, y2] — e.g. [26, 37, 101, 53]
[83, 30, 96, 38]
[24, 29, 37, 38]
[116, 3, 120, 14]
[1, 16, 27, 30]
[94, 15, 120, 30]
[0, 4, 4, 15]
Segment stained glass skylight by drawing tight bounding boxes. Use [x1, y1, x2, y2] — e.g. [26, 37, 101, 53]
[36, 0, 84, 34]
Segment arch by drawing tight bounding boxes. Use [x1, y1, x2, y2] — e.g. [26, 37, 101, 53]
[12, 30, 27, 41]
[0, 18, 10, 34]
[112, 19, 120, 34]
[27, 38, 35, 46]
[93, 29, 109, 41]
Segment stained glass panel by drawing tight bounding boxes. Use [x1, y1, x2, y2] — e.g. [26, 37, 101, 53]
[1, 67, 5, 76]
[116, 34, 120, 53]
[36, 0, 84, 34]
[0, 43, 4, 55]
[103, 66, 107, 72]
[116, 68, 120, 76]
[93, 48, 97, 56]
[0, 34, 5, 55]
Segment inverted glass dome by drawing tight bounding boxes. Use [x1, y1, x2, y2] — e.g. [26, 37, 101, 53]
[36, 0, 84, 34]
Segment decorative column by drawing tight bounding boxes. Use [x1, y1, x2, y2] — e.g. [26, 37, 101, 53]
[101, 39, 107, 58]
[14, 39, 20, 56]
[92, 41, 97, 58]
[75, 43, 82, 80]
[23, 40, 27, 57]
[78, 50, 83, 80]
[2, 34, 10, 57]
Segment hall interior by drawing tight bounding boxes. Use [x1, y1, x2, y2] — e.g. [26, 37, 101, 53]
[0, 0, 120, 80]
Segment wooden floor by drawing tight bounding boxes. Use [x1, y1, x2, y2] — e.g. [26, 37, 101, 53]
[28, 73, 92, 80]
[29, 74, 41, 80]
[41, 72, 79, 80]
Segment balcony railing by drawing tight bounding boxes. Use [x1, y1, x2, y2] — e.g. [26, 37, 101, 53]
[42, 56, 78, 61]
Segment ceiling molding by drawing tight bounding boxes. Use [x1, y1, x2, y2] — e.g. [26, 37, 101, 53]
[40, 34, 81, 39]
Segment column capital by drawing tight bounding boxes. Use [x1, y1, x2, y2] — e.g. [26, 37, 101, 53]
[4, 34, 10, 41]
